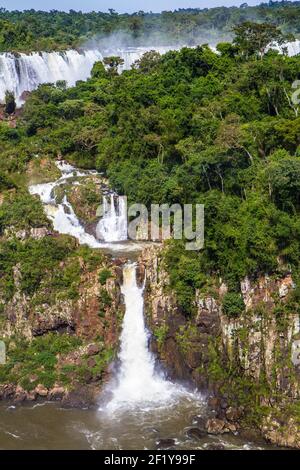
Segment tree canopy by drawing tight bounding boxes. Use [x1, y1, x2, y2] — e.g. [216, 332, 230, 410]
[0, 22, 299, 314]
[0, 2, 299, 52]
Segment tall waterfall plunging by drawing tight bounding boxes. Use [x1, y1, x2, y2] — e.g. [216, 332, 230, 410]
[105, 263, 195, 412]
[0, 46, 172, 106]
[29, 163, 201, 411]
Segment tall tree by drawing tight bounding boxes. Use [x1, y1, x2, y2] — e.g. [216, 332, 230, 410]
[233, 21, 294, 59]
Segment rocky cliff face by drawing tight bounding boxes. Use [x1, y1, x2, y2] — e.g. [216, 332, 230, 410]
[0, 229, 125, 407]
[140, 245, 300, 448]
[3, 255, 123, 344]
[0, 156, 128, 407]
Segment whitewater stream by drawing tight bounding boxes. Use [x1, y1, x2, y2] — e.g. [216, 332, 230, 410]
[28, 161, 142, 254]
[0, 161, 275, 450]
[0, 265, 268, 450]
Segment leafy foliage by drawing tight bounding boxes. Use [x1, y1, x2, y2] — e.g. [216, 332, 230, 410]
[0, 22, 300, 318]
[5, 91, 16, 115]
[222, 292, 246, 318]
[0, 3, 299, 52]
[233, 21, 294, 58]
[98, 268, 113, 285]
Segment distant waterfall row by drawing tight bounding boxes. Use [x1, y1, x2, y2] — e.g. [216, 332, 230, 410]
[1, 41, 299, 107]
[0, 46, 171, 106]
[285, 40, 300, 57]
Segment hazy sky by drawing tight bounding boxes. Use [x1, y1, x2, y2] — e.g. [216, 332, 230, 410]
[0, 1, 264, 14]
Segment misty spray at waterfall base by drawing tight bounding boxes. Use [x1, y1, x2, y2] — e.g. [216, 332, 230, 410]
[101, 263, 203, 416]
[29, 161, 203, 417]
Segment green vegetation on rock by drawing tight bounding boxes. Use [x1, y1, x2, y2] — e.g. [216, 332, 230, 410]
[0, 24, 299, 316]
[0, 334, 82, 389]
[222, 292, 246, 318]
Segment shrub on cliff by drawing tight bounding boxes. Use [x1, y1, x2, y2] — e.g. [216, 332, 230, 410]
[98, 268, 112, 286]
[4, 91, 16, 115]
[0, 172, 14, 191]
[0, 192, 49, 232]
[222, 292, 245, 318]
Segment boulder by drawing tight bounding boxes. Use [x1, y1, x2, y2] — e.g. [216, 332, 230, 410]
[26, 390, 37, 401]
[225, 406, 244, 422]
[156, 438, 176, 449]
[186, 427, 207, 440]
[87, 344, 100, 356]
[206, 418, 229, 435]
[14, 386, 27, 403]
[220, 399, 228, 410]
[191, 415, 207, 431]
[62, 385, 98, 408]
[35, 384, 48, 397]
[0, 384, 16, 400]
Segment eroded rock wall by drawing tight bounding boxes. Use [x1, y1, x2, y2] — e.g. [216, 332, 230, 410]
[140, 245, 300, 447]
[0, 232, 125, 406]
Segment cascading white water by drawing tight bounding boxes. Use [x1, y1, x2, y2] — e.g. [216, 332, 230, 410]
[105, 263, 193, 412]
[278, 39, 300, 57]
[1, 40, 299, 107]
[0, 46, 172, 106]
[96, 195, 127, 243]
[287, 40, 300, 56]
[1, 41, 299, 107]
[0, 50, 102, 106]
[29, 161, 131, 250]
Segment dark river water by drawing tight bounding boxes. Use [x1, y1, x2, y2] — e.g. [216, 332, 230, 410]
[0, 399, 269, 450]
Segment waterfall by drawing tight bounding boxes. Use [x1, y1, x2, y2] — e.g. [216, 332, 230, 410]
[271, 39, 300, 56]
[0, 41, 299, 107]
[0, 46, 172, 106]
[105, 263, 190, 412]
[96, 195, 127, 243]
[286, 39, 300, 57]
[29, 161, 130, 250]
[0, 50, 103, 106]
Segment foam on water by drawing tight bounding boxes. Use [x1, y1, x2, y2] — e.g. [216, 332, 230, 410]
[104, 263, 201, 413]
